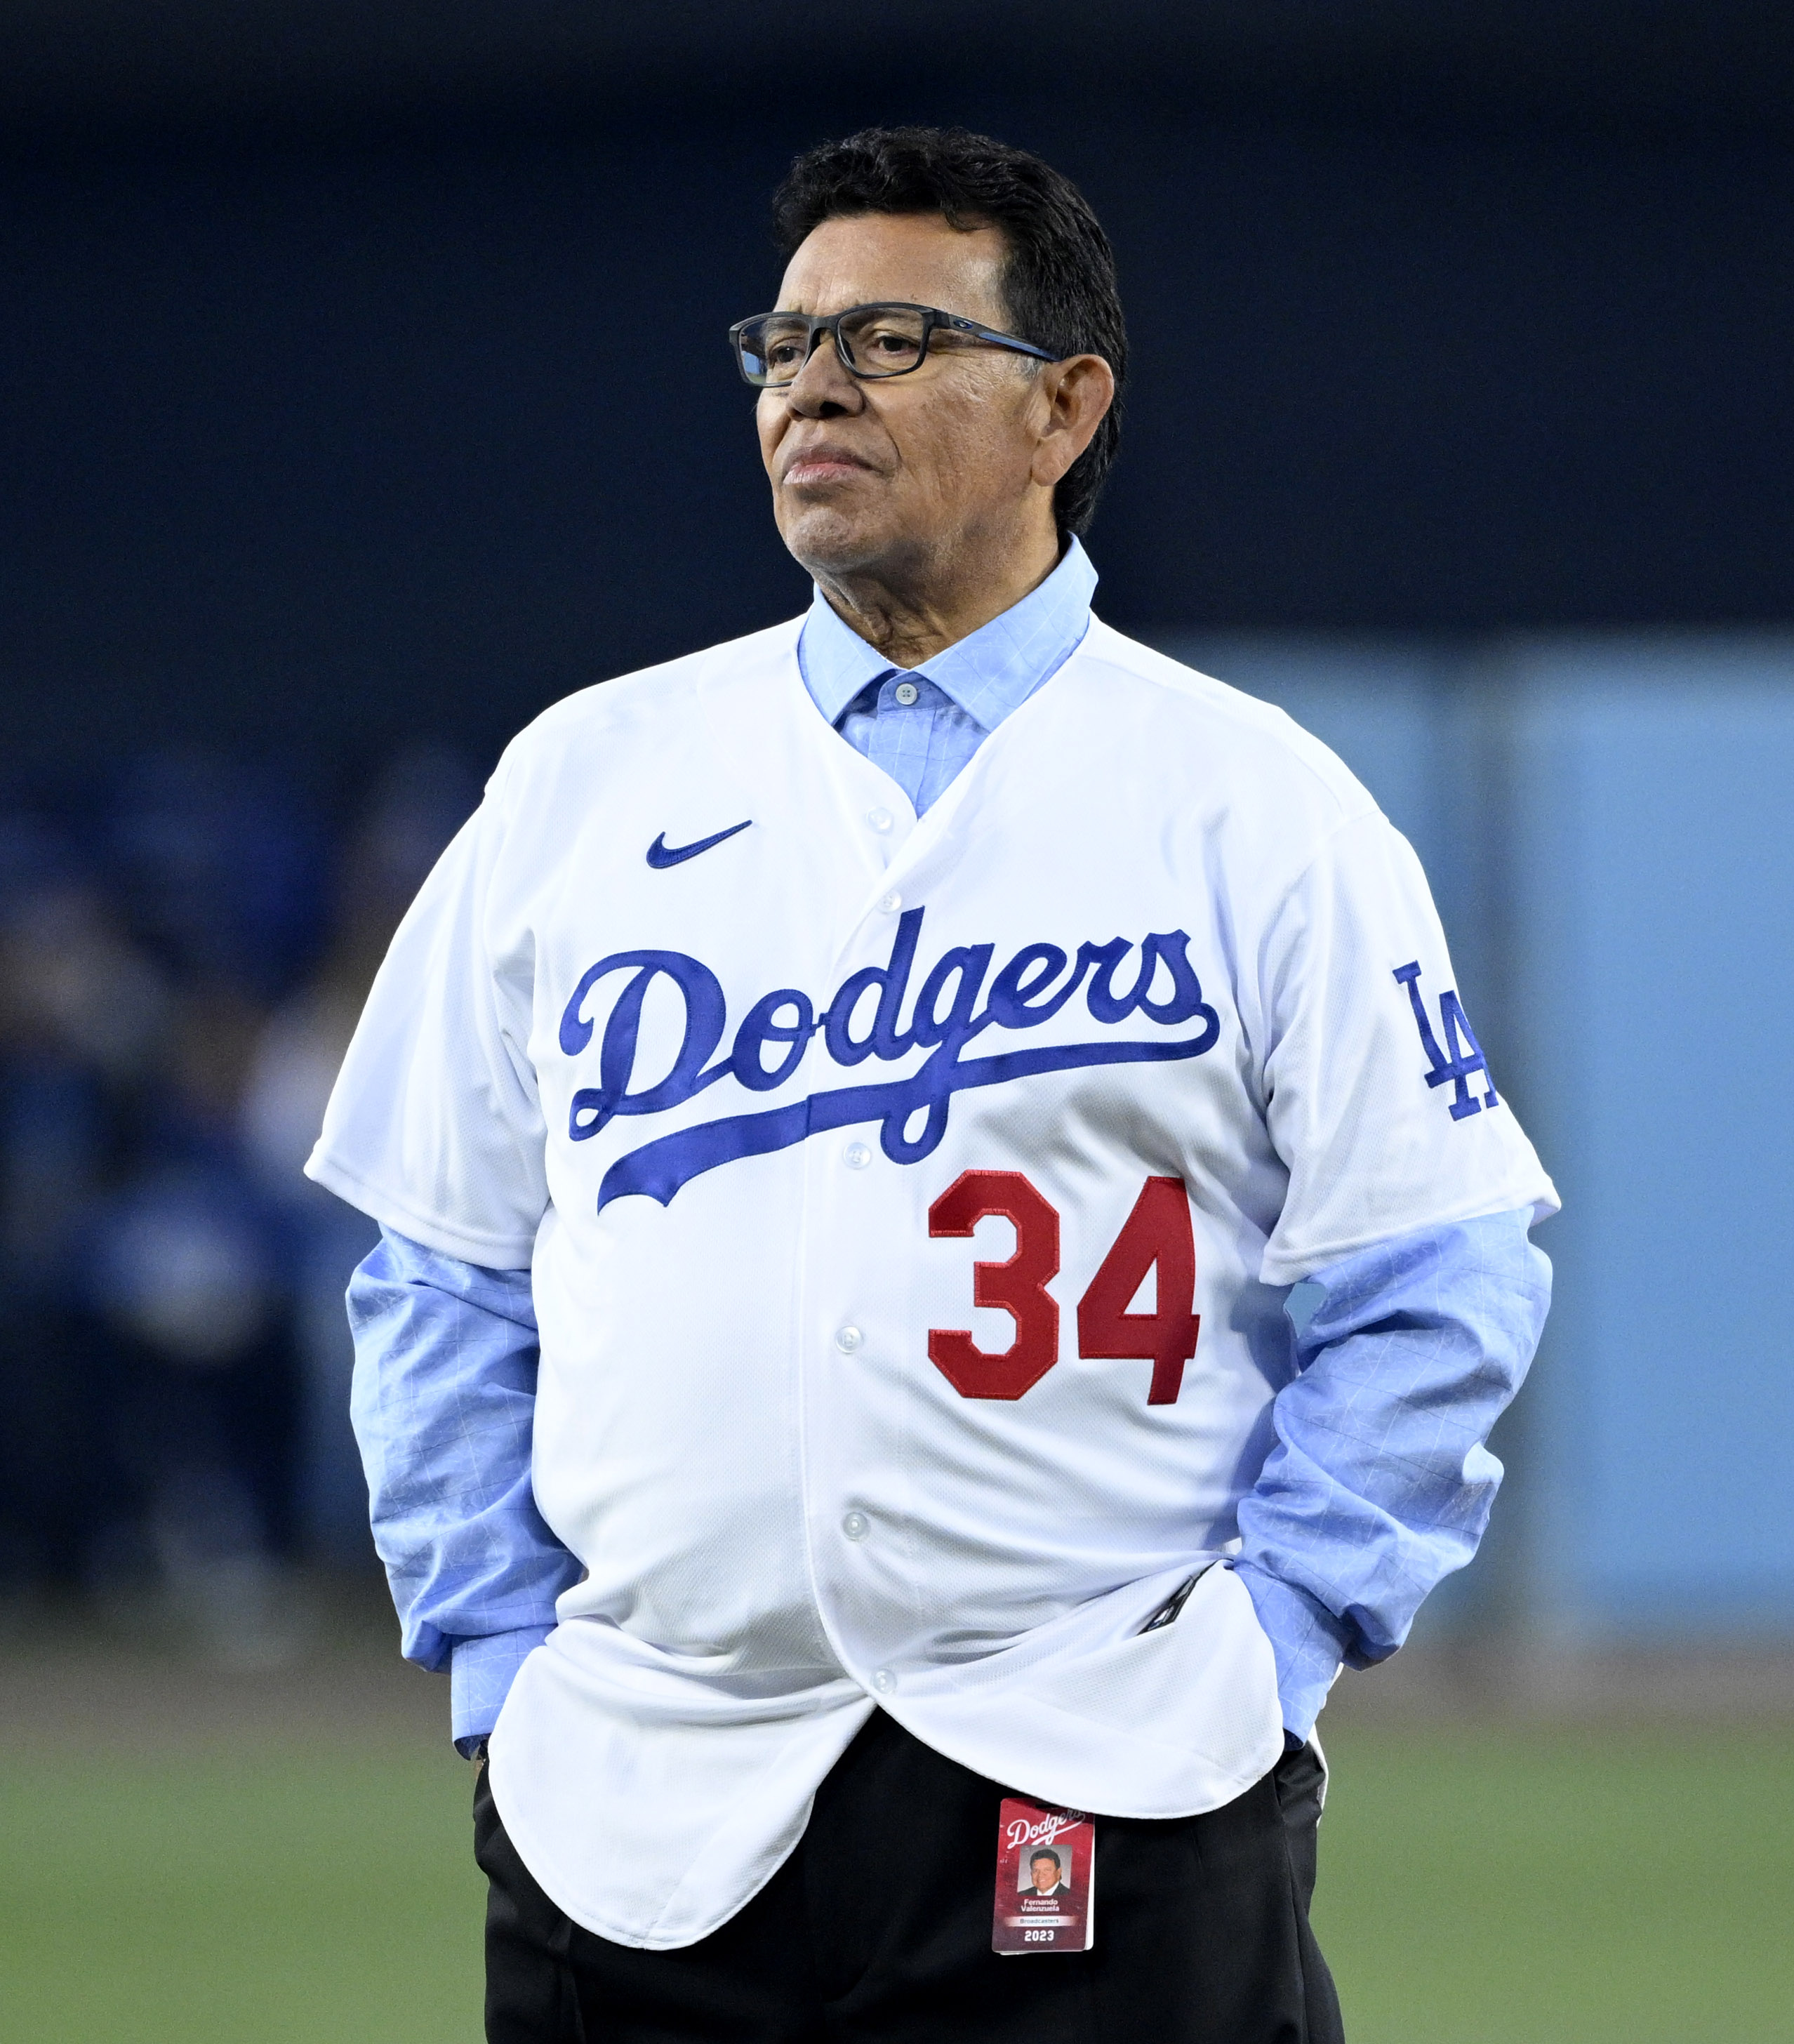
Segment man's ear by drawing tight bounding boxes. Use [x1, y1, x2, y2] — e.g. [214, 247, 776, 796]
[1030, 354, 1115, 491]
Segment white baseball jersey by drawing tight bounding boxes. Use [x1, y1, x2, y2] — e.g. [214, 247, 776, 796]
[310, 614, 1556, 1948]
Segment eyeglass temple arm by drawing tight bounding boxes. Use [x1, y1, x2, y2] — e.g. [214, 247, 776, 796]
[939, 312, 1056, 361]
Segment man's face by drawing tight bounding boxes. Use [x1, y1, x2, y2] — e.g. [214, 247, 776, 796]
[757, 211, 1051, 584]
[1030, 1854, 1059, 1892]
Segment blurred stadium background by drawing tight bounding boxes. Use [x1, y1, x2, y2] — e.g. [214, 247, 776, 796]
[2, 6, 1790, 2038]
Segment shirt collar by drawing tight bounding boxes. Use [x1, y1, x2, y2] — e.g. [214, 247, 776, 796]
[798, 536, 1098, 731]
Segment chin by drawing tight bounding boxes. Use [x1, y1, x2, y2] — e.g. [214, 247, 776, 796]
[778, 503, 894, 579]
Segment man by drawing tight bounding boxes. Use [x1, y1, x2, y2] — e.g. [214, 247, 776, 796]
[1026, 1848, 1070, 1902]
[312, 126, 1556, 2042]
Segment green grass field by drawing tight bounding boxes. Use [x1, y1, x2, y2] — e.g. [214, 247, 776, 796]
[3, 1726, 1789, 2042]
[1314, 1727, 1793, 2043]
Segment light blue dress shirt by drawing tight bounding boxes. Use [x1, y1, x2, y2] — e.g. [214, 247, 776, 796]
[347, 1235, 578, 1750]
[344, 546, 1551, 1751]
[797, 537, 1098, 816]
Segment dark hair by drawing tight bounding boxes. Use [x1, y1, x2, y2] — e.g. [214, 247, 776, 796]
[771, 126, 1126, 537]
[1030, 1847, 1063, 1869]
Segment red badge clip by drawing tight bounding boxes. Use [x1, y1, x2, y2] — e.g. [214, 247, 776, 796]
[992, 1797, 1095, 1954]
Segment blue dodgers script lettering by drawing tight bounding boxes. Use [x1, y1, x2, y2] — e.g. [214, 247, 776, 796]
[559, 908, 1222, 1211]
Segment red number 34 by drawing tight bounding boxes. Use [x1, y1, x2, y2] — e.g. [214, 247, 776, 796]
[926, 1172, 1200, 1405]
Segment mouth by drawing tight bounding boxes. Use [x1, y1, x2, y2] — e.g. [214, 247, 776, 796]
[780, 446, 878, 489]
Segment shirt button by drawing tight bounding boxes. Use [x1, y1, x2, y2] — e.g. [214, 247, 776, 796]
[866, 807, 893, 833]
[878, 890, 902, 913]
[893, 680, 919, 706]
[872, 1669, 896, 1695]
[844, 1142, 872, 1169]
[835, 1325, 863, 1353]
[842, 1511, 870, 1542]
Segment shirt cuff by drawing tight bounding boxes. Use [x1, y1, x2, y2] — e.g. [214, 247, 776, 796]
[449, 1625, 552, 1756]
[1232, 1561, 1352, 1744]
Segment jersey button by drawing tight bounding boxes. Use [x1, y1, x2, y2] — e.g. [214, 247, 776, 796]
[834, 1325, 863, 1353]
[872, 1669, 896, 1695]
[866, 807, 893, 833]
[842, 1511, 870, 1542]
[843, 1142, 872, 1169]
[893, 680, 919, 705]
[877, 890, 902, 913]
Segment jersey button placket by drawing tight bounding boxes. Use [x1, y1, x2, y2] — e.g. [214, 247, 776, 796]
[806, 843, 923, 1692]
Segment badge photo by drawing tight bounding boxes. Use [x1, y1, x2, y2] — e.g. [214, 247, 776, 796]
[992, 1798, 1096, 1954]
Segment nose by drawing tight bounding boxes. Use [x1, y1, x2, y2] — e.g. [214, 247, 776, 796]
[784, 328, 863, 419]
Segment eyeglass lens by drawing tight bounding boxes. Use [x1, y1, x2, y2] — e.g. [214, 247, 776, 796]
[738, 305, 930, 386]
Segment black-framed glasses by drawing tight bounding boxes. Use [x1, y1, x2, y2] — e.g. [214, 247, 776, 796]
[728, 301, 1056, 389]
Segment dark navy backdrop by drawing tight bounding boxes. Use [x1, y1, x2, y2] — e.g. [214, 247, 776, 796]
[4, 64, 1793, 791]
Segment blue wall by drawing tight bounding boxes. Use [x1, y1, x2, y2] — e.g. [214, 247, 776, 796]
[1174, 632, 1794, 1642]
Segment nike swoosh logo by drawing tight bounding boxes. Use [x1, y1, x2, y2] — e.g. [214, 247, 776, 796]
[646, 819, 753, 869]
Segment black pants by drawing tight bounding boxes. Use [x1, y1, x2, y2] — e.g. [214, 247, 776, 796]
[477, 1709, 1343, 2043]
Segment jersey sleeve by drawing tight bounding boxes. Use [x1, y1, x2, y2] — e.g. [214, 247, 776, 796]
[1254, 809, 1557, 1286]
[307, 759, 548, 1267]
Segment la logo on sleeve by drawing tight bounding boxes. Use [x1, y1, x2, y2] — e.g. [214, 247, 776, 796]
[1393, 960, 1499, 1121]
[992, 1798, 1096, 1954]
